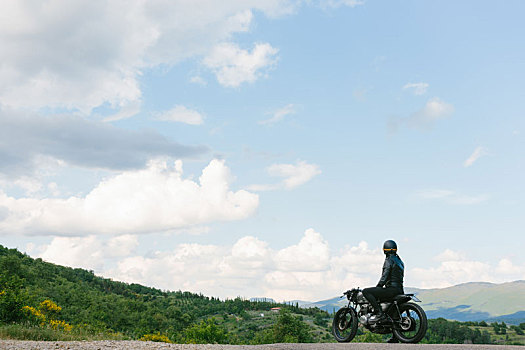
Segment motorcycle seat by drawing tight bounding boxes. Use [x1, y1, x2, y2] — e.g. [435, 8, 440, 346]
[392, 294, 414, 303]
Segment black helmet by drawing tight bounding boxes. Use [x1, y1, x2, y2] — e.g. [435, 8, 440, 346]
[383, 240, 397, 255]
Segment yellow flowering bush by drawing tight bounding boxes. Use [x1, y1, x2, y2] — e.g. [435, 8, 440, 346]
[49, 319, 73, 332]
[39, 299, 62, 318]
[22, 300, 72, 332]
[0, 290, 6, 296]
[22, 305, 47, 325]
[139, 332, 172, 343]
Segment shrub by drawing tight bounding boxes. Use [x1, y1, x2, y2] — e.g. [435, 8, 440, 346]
[22, 300, 72, 333]
[272, 309, 313, 343]
[22, 306, 46, 326]
[139, 332, 172, 343]
[183, 318, 228, 344]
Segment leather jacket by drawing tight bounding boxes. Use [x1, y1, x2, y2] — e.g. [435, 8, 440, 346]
[377, 253, 404, 292]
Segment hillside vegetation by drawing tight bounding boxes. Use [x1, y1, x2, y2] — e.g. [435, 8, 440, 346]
[1, 245, 523, 345]
[0, 245, 330, 343]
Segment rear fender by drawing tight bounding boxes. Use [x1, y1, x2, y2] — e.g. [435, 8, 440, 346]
[396, 296, 412, 304]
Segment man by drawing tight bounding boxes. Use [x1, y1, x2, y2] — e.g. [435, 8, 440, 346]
[362, 240, 404, 326]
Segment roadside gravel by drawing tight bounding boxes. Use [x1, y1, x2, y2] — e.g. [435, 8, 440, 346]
[0, 341, 523, 350]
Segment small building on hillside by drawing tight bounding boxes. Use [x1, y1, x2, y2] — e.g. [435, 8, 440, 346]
[270, 307, 281, 312]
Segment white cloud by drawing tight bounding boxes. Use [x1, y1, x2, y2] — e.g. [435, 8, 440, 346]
[417, 189, 489, 205]
[0, 1, 293, 114]
[38, 234, 139, 271]
[403, 82, 429, 95]
[464, 146, 487, 167]
[269, 161, 321, 189]
[0, 159, 259, 236]
[258, 104, 296, 125]
[409, 97, 454, 128]
[103, 100, 142, 122]
[102, 228, 381, 301]
[248, 160, 321, 191]
[0, 1, 368, 113]
[203, 42, 278, 87]
[275, 228, 330, 272]
[155, 105, 205, 125]
[389, 97, 454, 132]
[411, 250, 525, 289]
[34, 229, 525, 301]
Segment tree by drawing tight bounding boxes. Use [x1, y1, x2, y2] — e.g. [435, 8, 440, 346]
[0, 256, 28, 323]
[313, 313, 327, 327]
[183, 318, 229, 344]
[272, 309, 313, 343]
[511, 325, 524, 335]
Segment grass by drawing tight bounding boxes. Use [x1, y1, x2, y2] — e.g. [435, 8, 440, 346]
[0, 323, 128, 341]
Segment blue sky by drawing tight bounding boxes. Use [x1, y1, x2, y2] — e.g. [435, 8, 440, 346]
[0, 0, 524, 301]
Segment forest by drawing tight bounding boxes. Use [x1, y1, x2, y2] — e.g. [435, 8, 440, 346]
[1, 244, 523, 345]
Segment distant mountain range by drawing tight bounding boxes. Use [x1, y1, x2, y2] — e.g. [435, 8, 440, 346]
[299, 281, 525, 324]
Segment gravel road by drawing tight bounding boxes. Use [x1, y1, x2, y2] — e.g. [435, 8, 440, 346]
[0, 341, 523, 350]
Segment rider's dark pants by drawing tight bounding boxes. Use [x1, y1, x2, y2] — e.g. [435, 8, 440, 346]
[362, 286, 402, 315]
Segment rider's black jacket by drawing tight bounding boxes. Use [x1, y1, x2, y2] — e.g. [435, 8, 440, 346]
[377, 253, 404, 292]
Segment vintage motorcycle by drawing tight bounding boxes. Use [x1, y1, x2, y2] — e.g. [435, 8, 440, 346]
[332, 287, 428, 343]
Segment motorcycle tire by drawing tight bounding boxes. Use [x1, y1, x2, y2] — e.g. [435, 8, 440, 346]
[392, 302, 428, 344]
[332, 307, 358, 342]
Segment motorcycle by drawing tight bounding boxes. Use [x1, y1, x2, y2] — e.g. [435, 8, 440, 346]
[332, 287, 428, 343]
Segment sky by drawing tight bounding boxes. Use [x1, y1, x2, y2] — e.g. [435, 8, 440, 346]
[0, 0, 524, 302]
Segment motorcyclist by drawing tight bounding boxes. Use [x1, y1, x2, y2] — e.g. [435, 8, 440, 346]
[362, 240, 404, 327]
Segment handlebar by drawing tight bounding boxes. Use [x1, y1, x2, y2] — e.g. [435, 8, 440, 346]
[341, 287, 360, 300]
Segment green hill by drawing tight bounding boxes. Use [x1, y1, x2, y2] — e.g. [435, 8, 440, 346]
[304, 281, 525, 324]
[0, 244, 330, 343]
[407, 281, 525, 321]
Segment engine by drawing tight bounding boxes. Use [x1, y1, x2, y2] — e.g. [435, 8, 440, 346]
[358, 303, 372, 325]
[358, 302, 392, 327]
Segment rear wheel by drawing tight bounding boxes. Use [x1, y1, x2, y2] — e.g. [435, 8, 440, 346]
[332, 307, 358, 342]
[392, 302, 427, 343]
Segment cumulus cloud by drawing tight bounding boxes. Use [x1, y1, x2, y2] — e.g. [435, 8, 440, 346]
[155, 105, 205, 125]
[389, 97, 454, 132]
[0, 1, 368, 113]
[248, 160, 321, 191]
[464, 146, 487, 167]
[35, 228, 381, 300]
[35, 228, 524, 301]
[102, 228, 382, 301]
[258, 104, 296, 125]
[417, 189, 489, 205]
[0, 159, 259, 236]
[0, 1, 293, 113]
[203, 42, 278, 87]
[0, 109, 207, 178]
[275, 229, 330, 272]
[411, 249, 525, 289]
[38, 235, 139, 271]
[403, 82, 429, 95]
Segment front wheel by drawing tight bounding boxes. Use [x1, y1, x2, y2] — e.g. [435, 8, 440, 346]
[392, 302, 427, 343]
[332, 307, 358, 342]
